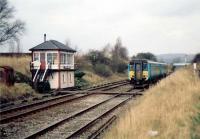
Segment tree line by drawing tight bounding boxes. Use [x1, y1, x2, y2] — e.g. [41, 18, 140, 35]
[0, 0, 25, 46]
[1, 0, 199, 77]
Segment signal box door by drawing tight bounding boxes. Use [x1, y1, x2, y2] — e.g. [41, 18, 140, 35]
[40, 53, 46, 69]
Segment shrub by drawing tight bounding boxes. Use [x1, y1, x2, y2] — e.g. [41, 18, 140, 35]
[75, 70, 85, 78]
[75, 78, 89, 88]
[117, 62, 127, 73]
[94, 64, 112, 77]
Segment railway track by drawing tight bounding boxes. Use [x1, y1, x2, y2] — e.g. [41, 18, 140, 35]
[0, 80, 140, 139]
[0, 92, 92, 124]
[0, 80, 128, 110]
[86, 80, 129, 91]
[24, 90, 142, 139]
[0, 80, 130, 124]
[65, 96, 134, 139]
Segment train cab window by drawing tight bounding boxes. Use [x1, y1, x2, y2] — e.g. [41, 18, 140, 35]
[143, 63, 148, 71]
[130, 65, 135, 71]
[136, 64, 141, 71]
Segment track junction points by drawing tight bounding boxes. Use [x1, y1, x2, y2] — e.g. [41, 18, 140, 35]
[0, 80, 144, 139]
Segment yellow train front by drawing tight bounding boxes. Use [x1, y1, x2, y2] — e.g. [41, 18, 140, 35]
[128, 59, 168, 88]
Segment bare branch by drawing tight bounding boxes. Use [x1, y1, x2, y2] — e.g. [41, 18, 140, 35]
[0, 0, 25, 45]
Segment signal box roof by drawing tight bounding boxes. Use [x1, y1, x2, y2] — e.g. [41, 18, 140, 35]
[29, 40, 76, 53]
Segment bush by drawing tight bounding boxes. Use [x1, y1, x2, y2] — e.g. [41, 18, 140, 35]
[75, 78, 89, 88]
[75, 70, 85, 78]
[94, 64, 112, 77]
[117, 62, 127, 73]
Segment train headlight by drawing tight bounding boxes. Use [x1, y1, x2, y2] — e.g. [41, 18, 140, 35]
[143, 71, 148, 80]
[129, 71, 134, 79]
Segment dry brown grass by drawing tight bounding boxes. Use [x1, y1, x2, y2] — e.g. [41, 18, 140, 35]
[0, 56, 38, 102]
[0, 56, 31, 77]
[0, 83, 39, 103]
[104, 68, 200, 139]
[83, 70, 126, 85]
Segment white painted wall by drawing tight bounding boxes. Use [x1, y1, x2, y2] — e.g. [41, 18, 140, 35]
[60, 71, 75, 88]
[48, 72, 59, 89]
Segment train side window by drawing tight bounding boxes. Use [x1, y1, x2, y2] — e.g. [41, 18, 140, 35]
[143, 63, 148, 71]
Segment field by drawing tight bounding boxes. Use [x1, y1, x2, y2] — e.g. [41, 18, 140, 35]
[104, 68, 200, 139]
[0, 56, 31, 77]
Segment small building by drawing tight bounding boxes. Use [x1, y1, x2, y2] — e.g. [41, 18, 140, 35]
[0, 66, 15, 86]
[29, 36, 76, 90]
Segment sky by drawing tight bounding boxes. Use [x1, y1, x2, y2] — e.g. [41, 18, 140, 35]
[3, 0, 200, 55]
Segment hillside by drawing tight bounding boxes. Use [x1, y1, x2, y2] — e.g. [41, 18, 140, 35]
[157, 53, 195, 63]
[104, 68, 200, 139]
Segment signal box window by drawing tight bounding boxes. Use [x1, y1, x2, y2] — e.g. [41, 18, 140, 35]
[47, 53, 58, 64]
[33, 53, 39, 61]
[67, 54, 73, 65]
[60, 53, 66, 64]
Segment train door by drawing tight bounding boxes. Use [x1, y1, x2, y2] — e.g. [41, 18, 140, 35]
[135, 62, 142, 80]
[40, 52, 46, 69]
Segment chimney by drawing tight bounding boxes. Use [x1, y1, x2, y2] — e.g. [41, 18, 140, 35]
[44, 34, 46, 42]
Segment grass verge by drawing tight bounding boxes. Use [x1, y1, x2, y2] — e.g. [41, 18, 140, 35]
[103, 68, 200, 139]
[83, 70, 126, 85]
[0, 83, 38, 103]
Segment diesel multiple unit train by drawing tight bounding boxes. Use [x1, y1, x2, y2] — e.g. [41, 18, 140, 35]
[128, 59, 168, 87]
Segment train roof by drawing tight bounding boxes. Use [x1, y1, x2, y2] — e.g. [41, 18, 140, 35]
[130, 59, 167, 65]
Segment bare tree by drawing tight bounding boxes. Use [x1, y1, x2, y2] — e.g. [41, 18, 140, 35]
[65, 39, 71, 48]
[102, 43, 111, 58]
[136, 52, 157, 61]
[8, 40, 15, 53]
[111, 37, 128, 61]
[111, 37, 129, 73]
[0, 0, 25, 45]
[16, 38, 22, 53]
